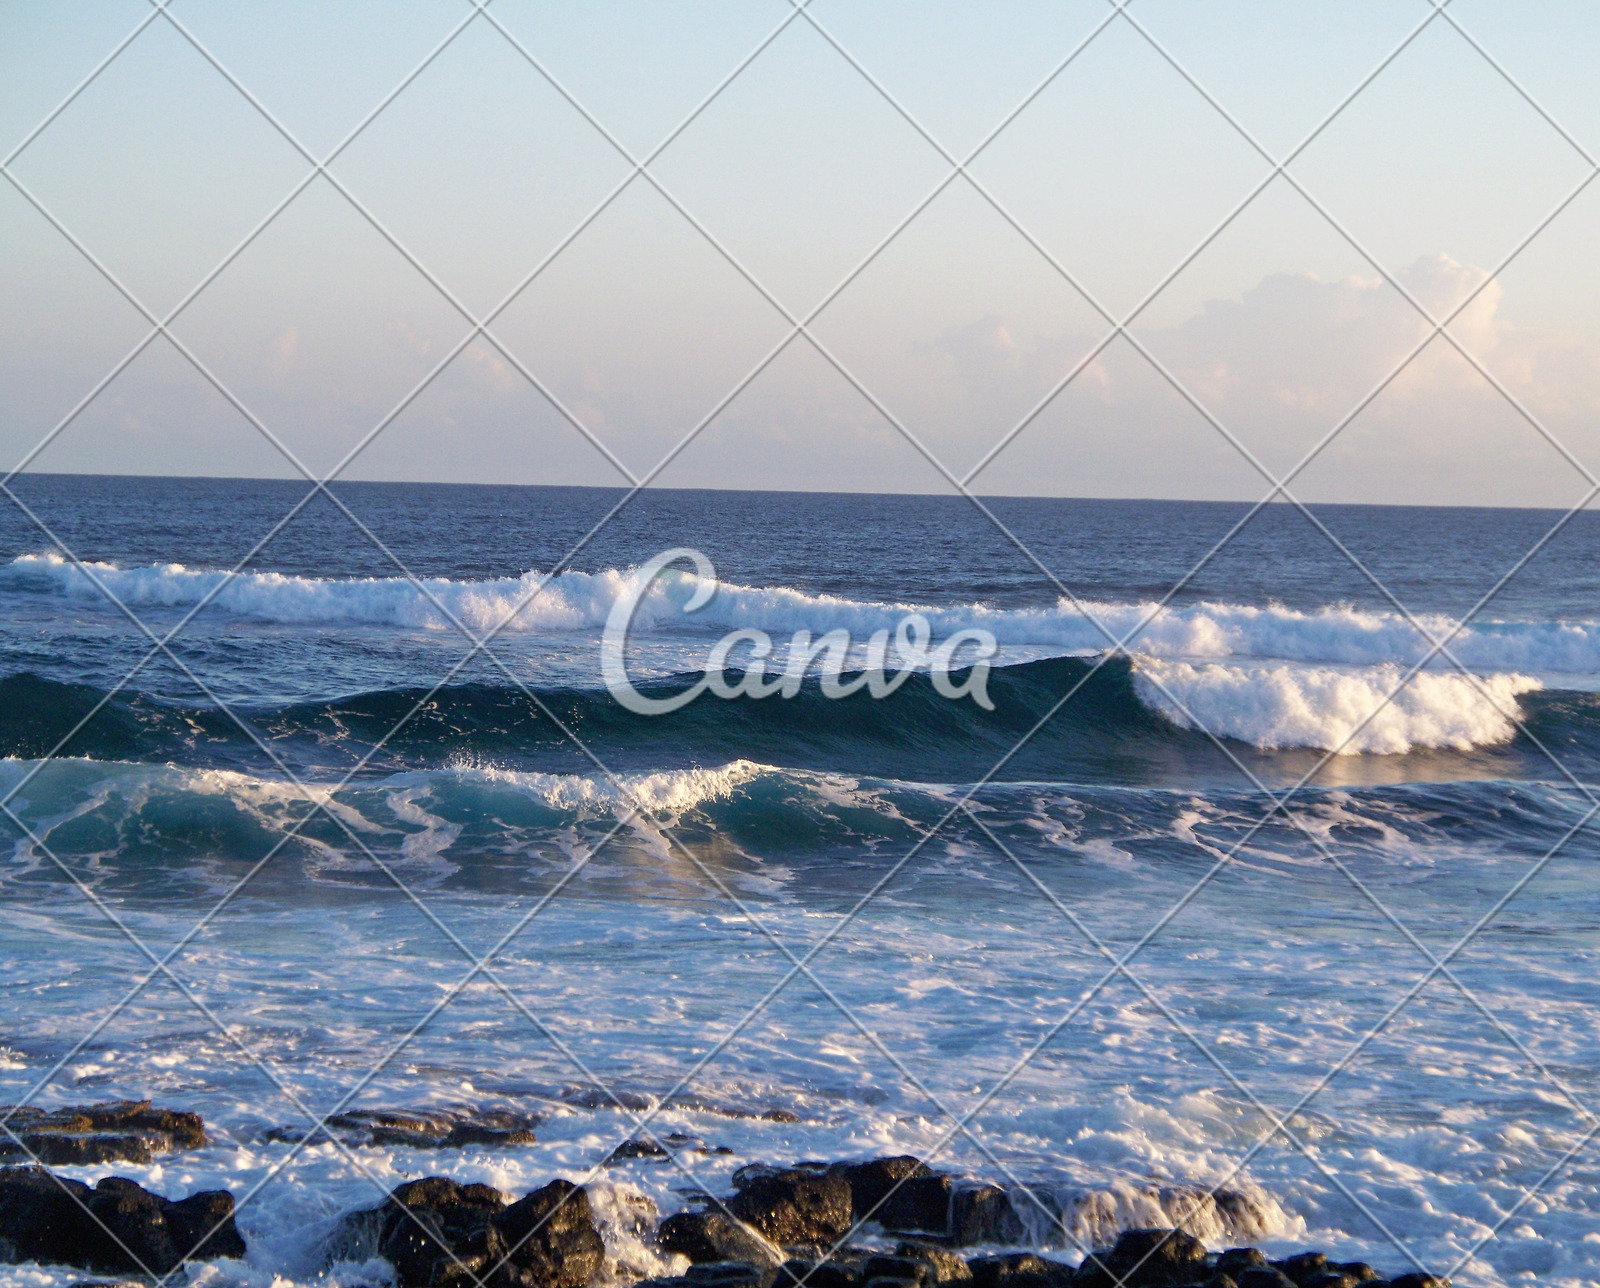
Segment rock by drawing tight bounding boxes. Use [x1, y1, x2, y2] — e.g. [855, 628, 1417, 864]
[0, 1166, 243, 1275]
[329, 1175, 602, 1288]
[607, 1134, 730, 1166]
[0, 1100, 206, 1166]
[950, 1186, 1023, 1246]
[862, 1255, 928, 1285]
[1387, 1276, 1448, 1288]
[1202, 1275, 1240, 1288]
[895, 1243, 972, 1283]
[1333, 1265, 1380, 1283]
[1076, 1229, 1208, 1288]
[1216, 1251, 1268, 1275]
[1236, 1271, 1297, 1288]
[1302, 1276, 1360, 1288]
[659, 1212, 781, 1267]
[1275, 1253, 1328, 1285]
[727, 1169, 854, 1249]
[965, 1253, 1072, 1288]
[773, 1259, 864, 1288]
[268, 1107, 538, 1151]
[684, 1260, 773, 1288]
[875, 1176, 953, 1236]
[829, 1158, 933, 1225]
[498, 1179, 606, 1288]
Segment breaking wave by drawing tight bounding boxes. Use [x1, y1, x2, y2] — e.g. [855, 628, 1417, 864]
[8, 552, 1600, 677]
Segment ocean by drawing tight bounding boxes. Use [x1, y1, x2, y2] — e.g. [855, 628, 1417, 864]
[1, 474, 1597, 1287]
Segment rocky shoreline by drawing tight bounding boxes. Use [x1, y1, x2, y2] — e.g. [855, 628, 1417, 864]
[0, 1103, 1452, 1288]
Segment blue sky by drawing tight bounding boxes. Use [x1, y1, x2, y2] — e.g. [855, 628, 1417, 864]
[4, 0, 1600, 506]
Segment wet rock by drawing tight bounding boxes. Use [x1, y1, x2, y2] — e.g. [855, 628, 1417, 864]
[949, 1186, 1023, 1246]
[328, 1175, 602, 1288]
[1302, 1276, 1360, 1288]
[727, 1169, 853, 1249]
[0, 1100, 206, 1166]
[862, 1255, 928, 1285]
[497, 1178, 607, 1288]
[1387, 1276, 1449, 1288]
[965, 1253, 1072, 1288]
[658, 1212, 781, 1267]
[774, 1258, 864, 1288]
[1200, 1275, 1240, 1288]
[683, 1259, 773, 1288]
[1275, 1253, 1328, 1285]
[829, 1158, 933, 1225]
[874, 1176, 953, 1236]
[1215, 1250, 1269, 1276]
[894, 1242, 972, 1283]
[0, 1166, 244, 1274]
[1076, 1229, 1208, 1288]
[267, 1107, 538, 1151]
[607, 1134, 731, 1166]
[1235, 1271, 1296, 1288]
[1333, 1264, 1380, 1283]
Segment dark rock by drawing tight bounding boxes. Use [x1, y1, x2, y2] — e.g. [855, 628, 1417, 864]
[0, 1166, 245, 1275]
[0, 1166, 93, 1268]
[684, 1260, 773, 1288]
[608, 1134, 726, 1166]
[829, 1158, 933, 1225]
[1077, 1229, 1208, 1288]
[1236, 1271, 1297, 1288]
[876, 1176, 953, 1236]
[497, 1178, 606, 1288]
[1387, 1276, 1448, 1288]
[270, 1107, 538, 1151]
[329, 1174, 602, 1288]
[659, 1211, 781, 1267]
[1202, 1275, 1240, 1288]
[966, 1253, 1073, 1288]
[167, 1187, 249, 1260]
[1302, 1276, 1359, 1288]
[0, 1100, 206, 1166]
[895, 1243, 972, 1283]
[773, 1258, 863, 1288]
[1216, 1250, 1268, 1275]
[862, 1255, 927, 1285]
[1333, 1265, 1380, 1284]
[727, 1169, 854, 1249]
[949, 1187, 1023, 1246]
[1275, 1253, 1328, 1285]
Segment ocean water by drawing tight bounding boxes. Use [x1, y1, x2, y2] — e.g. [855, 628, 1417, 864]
[1, 475, 1598, 1287]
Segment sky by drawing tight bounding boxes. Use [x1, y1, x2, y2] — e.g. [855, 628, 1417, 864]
[3, 0, 1600, 507]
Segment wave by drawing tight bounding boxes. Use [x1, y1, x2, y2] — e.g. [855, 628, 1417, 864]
[1133, 659, 1542, 755]
[0, 656, 1593, 786]
[8, 552, 1600, 676]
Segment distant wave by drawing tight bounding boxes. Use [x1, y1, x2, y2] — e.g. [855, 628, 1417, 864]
[8, 551, 1600, 677]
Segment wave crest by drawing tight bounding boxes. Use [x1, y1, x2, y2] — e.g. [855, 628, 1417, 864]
[10, 552, 1600, 677]
[1133, 658, 1542, 754]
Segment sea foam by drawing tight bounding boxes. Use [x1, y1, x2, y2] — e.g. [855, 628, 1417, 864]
[1133, 658, 1541, 754]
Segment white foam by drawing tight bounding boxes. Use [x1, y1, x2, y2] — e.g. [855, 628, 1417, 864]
[1133, 658, 1541, 754]
[9, 552, 1600, 677]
